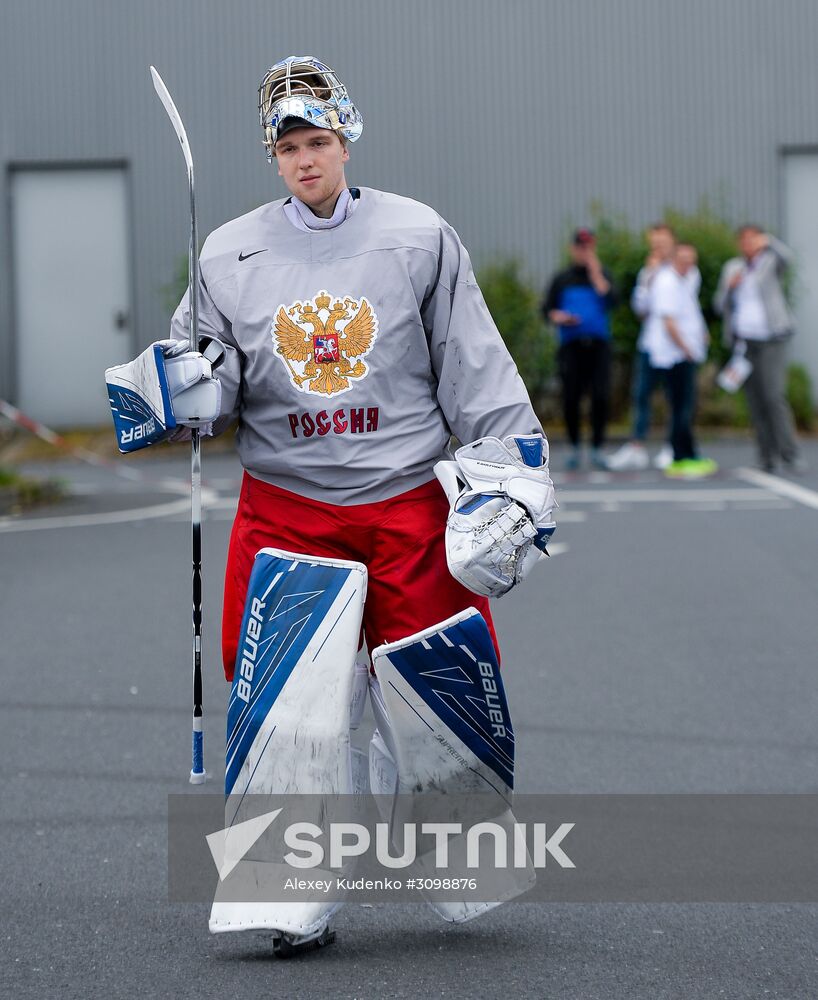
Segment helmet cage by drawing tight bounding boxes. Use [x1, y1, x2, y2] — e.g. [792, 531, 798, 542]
[258, 56, 363, 160]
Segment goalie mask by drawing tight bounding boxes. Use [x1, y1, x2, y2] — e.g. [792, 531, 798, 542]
[258, 56, 363, 161]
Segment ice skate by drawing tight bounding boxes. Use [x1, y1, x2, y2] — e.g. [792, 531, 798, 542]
[271, 923, 336, 959]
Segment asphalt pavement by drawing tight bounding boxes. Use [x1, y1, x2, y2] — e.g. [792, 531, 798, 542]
[1, 436, 817, 999]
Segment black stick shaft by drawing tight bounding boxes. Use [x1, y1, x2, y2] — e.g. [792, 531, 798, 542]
[150, 66, 206, 782]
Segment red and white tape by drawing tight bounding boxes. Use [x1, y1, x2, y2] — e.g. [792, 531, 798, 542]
[0, 398, 188, 491]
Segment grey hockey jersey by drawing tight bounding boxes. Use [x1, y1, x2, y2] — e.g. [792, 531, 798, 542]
[171, 187, 541, 504]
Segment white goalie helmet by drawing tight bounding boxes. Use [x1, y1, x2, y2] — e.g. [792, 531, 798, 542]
[258, 56, 364, 161]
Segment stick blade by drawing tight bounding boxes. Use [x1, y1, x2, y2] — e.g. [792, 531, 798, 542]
[150, 65, 193, 171]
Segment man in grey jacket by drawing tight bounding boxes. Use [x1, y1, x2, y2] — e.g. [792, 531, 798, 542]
[714, 226, 802, 472]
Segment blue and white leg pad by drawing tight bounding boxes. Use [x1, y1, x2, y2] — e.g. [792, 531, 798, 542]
[372, 607, 515, 797]
[371, 607, 535, 922]
[209, 547, 366, 936]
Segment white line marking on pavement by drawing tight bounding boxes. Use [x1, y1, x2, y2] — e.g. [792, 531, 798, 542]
[676, 501, 727, 512]
[206, 498, 241, 510]
[196, 509, 238, 522]
[559, 488, 773, 504]
[735, 467, 818, 511]
[530, 541, 568, 570]
[0, 499, 190, 533]
[0, 488, 220, 533]
[730, 499, 791, 510]
[205, 478, 243, 491]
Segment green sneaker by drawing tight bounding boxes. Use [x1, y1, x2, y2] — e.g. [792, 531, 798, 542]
[665, 458, 718, 479]
[690, 457, 718, 477]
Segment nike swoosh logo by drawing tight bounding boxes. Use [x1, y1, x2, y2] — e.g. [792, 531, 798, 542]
[238, 249, 268, 262]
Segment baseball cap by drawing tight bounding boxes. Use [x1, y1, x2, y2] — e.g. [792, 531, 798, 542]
[572, 227, 596, 246]
[275, 115, 319, 142]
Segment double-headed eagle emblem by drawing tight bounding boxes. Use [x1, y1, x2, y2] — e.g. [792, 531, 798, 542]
[272, 291, 378, 396]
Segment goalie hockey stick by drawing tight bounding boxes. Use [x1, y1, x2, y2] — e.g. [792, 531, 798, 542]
[150, 66, 206, 784]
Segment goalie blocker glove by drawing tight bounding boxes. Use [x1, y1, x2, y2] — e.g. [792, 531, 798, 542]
[434, 434, 557, 598]
[105, 339, 223, 453]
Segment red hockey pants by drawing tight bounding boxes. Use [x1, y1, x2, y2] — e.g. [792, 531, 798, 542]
[221, 473, 499, 681]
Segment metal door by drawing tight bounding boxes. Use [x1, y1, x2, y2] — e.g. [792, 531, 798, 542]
[11, 166, 132, 427]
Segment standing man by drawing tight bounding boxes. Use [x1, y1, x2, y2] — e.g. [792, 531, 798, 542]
[714, 226, 802, 472]
[644, 243, 716, 478]
[606, 222, 683, 471]
[107, 56, 556, 953]
[542, 228, 617, 470]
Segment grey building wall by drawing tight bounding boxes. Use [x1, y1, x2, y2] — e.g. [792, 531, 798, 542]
[3, 0, 818, 413]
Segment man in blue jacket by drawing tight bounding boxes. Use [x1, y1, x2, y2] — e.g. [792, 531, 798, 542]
[543, 228, 617, 470]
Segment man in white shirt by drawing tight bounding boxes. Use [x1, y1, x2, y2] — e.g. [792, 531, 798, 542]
[644, 243, 716, 478]
[608, 223, 678, 471]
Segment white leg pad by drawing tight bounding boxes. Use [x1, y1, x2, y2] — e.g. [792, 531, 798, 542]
[210, 547, 366, 935]
[371, 607, 535, 923]
[368, 673, 399, 797]
[350, 746, 370, 795]
[349, 656, 370, 731]
[369, 728, 399, 799]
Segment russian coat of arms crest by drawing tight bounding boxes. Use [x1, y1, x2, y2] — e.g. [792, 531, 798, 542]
[272, 291, 378, 397]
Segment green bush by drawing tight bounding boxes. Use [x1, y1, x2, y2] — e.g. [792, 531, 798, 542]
[787, 362, 815, 431]
[163, 253, 190, 316]
[477, 258, 554, 406]
[696, 367, 750, 429]
[697, 362, 813, 431]
[0, 467, 64, 514]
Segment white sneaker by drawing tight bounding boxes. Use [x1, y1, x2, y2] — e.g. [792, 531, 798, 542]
[605, 442, 648, 471]
[653, 444, 673, 470]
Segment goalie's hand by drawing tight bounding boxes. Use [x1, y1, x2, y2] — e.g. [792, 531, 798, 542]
[105, 338, 224, 452]
[156, 339, 222, 428]
[434, 434, 557, 598]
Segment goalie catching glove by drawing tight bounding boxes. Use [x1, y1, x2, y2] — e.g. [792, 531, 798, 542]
[434, 434, 557, 598]
[105, 339, 223, 453]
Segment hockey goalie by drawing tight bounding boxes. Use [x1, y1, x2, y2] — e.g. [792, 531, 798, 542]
[107, 55, 557, 957]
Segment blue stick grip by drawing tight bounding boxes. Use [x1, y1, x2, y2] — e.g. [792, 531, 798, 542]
[191, 730, 204, 775]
